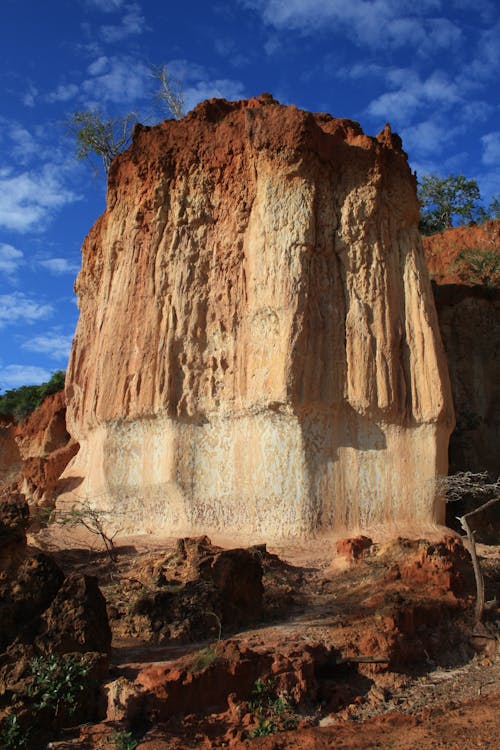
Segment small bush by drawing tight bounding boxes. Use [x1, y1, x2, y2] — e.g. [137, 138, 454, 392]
[0, 712, 30, 749]
[188, 645, 219, 673]
[246, 678, 298, 738]
[27, 653, 90, 718]
[453, 247, 500, 287]
[110, 729, 138, 750]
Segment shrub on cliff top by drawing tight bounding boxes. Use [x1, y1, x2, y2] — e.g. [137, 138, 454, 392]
[453, 246, 500, 287]
[0, 370, 65, 421]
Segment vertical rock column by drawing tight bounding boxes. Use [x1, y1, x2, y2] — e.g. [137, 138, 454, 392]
[64, 96, 454, 536]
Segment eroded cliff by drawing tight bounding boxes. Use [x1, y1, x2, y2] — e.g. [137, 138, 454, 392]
[64, 95, 453, 536]
[423, 221, 499, 476]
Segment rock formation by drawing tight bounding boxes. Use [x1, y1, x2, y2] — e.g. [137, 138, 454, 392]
[0, 391, 78, 506]
[64, 95, 454, 536]
[423, 221, 499, 476]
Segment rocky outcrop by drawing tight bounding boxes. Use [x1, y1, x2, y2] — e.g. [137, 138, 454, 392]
[422, 222, 499, 476]
[0, 418, 22, 488]
[64, 95, 453, 536]
[0, 391, 79, 506]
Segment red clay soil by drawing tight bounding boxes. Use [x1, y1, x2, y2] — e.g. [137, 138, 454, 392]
[237, 695, 500, 750]
[422, 219, 500, 285]
[32, 528, 499, 750]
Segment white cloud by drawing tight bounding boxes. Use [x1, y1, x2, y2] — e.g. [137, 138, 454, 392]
[87, 56, 109, 75]
[240, 1, 452, 49]
[38, 258, 81, 275]
[22, 83, 38, 107]
[367, 70, 460, 124]
[402, 120, 448, 156]
[84, 0, 127, 11]
[0, 365, 52, 389]
[8, 124, 37, 163]
[0, 165, 79, 232]
[482, 132, 500, 165]
[99, 3, 147, 42]
[0, 292, 53, 328]
[426, 17, 462, 48]
[46, 84, 80, 103]
[0, 244, 24, 277]
[82, 55, 150, 105]
[22, 332, 74, 361]
[183, 80, 246, 112]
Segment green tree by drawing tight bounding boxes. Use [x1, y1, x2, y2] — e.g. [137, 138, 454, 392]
[0, 370, 65, 421]
[418, 174, 481, 235]
[65, 110, 136, 174]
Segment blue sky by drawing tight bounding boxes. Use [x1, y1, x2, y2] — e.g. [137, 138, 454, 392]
[1, 0, 499, 391]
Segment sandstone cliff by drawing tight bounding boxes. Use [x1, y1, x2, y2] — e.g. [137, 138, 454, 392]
[423, 221, 499, 476]
[64, 95, 454, 536]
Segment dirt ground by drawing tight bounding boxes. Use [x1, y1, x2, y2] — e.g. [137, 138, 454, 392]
[31, 525, 500, 749]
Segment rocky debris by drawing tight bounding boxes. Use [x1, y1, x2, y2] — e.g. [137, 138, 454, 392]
[0, 545, 111, 717]
[126, 536, 263, 642]
[64, 95, 453, 537]
[106, 639, 329, 725]
[335, 536, 373, 561]
[8, 529, 498, 749]
[35, 573, 111, 655]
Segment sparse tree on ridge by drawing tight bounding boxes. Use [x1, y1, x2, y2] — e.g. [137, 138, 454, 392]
[150, 64, 185, 120]
[65, 110, 137, 174]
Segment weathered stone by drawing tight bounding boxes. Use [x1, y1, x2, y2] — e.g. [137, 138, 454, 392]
[133, 536, 263, 640]
[64, 95, 454, 536]
[36, 573, 112, 654]
[0, 495, 29, 571]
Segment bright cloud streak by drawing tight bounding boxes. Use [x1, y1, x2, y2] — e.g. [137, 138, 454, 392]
[0, 166, 79, 233]
[0, 364, 53, 389]
[22, 332, 74, 361]
[0, 292, 53, 328]
[38, 258, 81, 274]
[0, 244, 24, 276]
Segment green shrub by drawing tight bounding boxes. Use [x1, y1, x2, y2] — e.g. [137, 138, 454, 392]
[27, 653, 90, 718]
[453, 247, 500, 287]
[110, 729, 138, 750]
[0, 712, 30, 749]
[246, 678, 298, 738]
[0, 370, 65, 421]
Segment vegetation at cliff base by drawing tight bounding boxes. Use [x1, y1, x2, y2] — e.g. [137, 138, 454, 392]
[0, 370, 65, 421]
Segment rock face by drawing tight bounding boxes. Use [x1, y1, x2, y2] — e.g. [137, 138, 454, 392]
[65, 95, 453, 536]
[422, 222, 499, 476]
[0, 391, 79, 506]
[0, 418, 22, 488]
